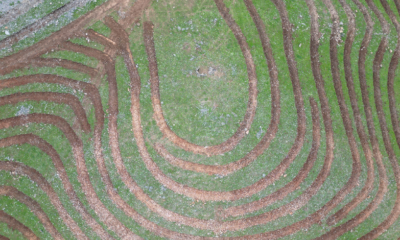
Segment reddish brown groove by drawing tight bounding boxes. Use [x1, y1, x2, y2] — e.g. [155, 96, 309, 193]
[122, 0, 305, 203]
[103, 13, 321, 235]
[32, 58, 98, 78]
[149, 2, 258, 157]
[130, 0, 322, 235]
[0, 186, 63, 239]
[98, 15, 224, 234]
[79, 4, 318, 238]
[0, 92, 91, 133]
[0, 74, 101, 102]
[0, 0, 209, 239]
[326, 0, 375, 226]
[316, 1, 392, 239]
[0, 75, 102, 135]
[0, 134, 113, 239]
[221, 0, 319, 217]
[71, 17, 207, 238]
[196, 97, 320, 233]
[118, 0, 153, 29]
[126, 13, 321, 228]
[60, 41, 113, 63]
[232, 0, 347, 237]
[0, 0, 399, 238]
[390, 1, 400, 150]
[0, 0, 151, 69]
[0, 210, 39, 240]
[57, 18, 220, 238]
[351, 0, 387, 208]
[146, 0, 281, 174]
[0, 0, 126, 76]
[0, 113, 138, 239]
[0, 162, 88, 239]
[312, 0, 388, 239]
[318, 0, 369, 229]
[224, 96, 320, 218]
[358, 0, 400, 238]
[323, 0, 363, 204]
[4, 58, 98, 78]
[85, 29, 117, 49]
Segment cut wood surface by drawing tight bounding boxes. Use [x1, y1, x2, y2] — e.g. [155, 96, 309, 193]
[0, 0, 399, 239]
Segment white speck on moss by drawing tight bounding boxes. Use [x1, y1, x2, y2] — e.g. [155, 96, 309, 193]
[16, 105, 32, 116]
[256, 126, 264, 139]
[199, 107, 208, 115]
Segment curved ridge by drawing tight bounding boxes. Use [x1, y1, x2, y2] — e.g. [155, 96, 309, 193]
[148, 5, 258, 157]
[1, 0, 400, 238]
[326, 0, 375, 226]
[0, 134, 113, 239]
[0, 210, 39, 240]
[0, 113, 139, 239]
[0, 186, 63, 239]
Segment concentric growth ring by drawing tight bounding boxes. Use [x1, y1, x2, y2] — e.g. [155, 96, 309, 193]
[0, 0, 400, 239]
